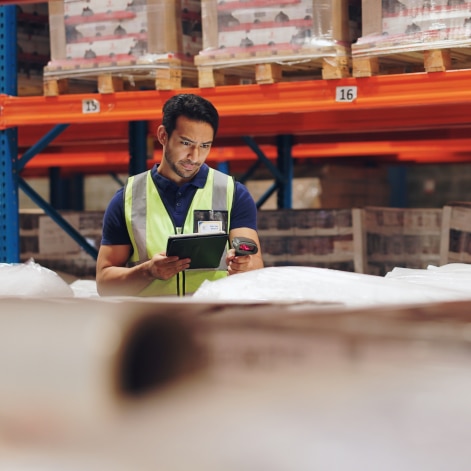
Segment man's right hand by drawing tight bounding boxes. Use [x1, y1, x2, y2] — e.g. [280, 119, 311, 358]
[147, 253, 191, 280]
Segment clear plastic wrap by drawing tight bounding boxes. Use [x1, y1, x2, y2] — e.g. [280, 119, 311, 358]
[0, 259, 74, 297]
[354, 0, 471, 57]
[385, 263, 471, 293]
[193, 265, 471, 306]
[46, 0, 202, 83]
[196, 0, 351, 68]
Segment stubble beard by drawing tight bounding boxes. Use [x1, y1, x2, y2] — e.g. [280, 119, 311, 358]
[164, 150, 200, 180]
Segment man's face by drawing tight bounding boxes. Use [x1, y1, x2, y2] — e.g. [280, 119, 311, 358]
[160, 116, 214, 183]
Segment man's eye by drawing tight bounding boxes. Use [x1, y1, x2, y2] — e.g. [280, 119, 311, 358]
[201, 143, 211, 149]
[181, 140, 191, 146]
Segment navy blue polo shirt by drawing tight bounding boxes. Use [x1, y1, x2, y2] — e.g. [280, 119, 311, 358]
[101, 163, 258, 246]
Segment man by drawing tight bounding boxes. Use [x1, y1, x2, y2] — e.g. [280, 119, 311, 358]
[96, 93, 264, 296]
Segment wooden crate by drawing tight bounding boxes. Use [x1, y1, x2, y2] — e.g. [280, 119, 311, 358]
[195, 0, 352, 87]
[440, 203, 471, 265]
[352, 0, 471, 77]
[257, 208, 360, 272]
[45, 0, 201, 95]
[355, 206, 443, 276]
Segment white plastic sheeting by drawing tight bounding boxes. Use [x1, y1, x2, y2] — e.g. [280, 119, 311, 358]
[70, 279, 100, 298]
[2, 260, 471, 305]
[0, 259, 73, 297]
[194, 265, 471, 307]
[385, 263, 471, 294]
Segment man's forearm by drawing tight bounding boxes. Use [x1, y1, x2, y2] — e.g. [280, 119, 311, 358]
[97, 263, 154, 297]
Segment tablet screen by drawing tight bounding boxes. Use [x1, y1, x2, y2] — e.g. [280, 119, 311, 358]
[166, 232, 228, 269]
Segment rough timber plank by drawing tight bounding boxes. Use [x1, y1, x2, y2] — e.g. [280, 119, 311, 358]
[255, 63, 283, 85]
[352, 52, 425, 78]
[42, 58, 196, 95]
[424, 49, 452, 73]
[322, 54, 350, 80]
[155, 66, 183, 91]
[353, 41, 471, 78]
[43, 78, 69, 97]
[196, 46, 351, 88]
[97, 74, 124, 94]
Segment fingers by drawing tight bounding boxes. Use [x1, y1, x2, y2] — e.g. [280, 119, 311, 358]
[178, 259, 191, 272]
[151, 256, 191, 280]
[227, 254, 251, 275]
[169, 257, 191, 275]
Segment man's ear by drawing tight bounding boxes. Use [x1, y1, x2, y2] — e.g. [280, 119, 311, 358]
[157, 125, 167, 145]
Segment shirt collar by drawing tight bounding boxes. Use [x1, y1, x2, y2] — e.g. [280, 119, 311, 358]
[151, 163, 209, 191]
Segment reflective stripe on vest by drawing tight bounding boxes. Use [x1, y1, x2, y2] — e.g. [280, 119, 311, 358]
[124, 168, 234, 296]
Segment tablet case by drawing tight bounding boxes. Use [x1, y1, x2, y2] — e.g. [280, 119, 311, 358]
[166, 232, 228, 269]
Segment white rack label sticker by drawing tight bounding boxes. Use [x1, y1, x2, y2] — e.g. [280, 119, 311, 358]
[336, 86, 357, 103]
[82, 99, 100, 114]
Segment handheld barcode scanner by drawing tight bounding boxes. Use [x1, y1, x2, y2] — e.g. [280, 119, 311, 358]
[232, 237, 258, 256]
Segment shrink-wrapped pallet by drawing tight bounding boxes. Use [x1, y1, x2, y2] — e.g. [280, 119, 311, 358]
[45, 0, 202, 94]
[353, 0, 471, 76]
[195, 0, 353, 86]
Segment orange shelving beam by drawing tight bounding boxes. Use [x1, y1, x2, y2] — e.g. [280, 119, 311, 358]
[3, 70, 471, 136]
[20, 137, 471, 175]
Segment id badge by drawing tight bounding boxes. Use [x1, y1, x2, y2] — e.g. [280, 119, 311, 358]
[194, 210, 228, 233]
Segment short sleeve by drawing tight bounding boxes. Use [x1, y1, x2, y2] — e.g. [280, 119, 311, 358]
[100, 187, 132, 245]
[230, 182, 258, 231]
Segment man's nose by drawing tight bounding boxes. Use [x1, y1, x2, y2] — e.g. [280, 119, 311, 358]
[188, 145, 200, 160]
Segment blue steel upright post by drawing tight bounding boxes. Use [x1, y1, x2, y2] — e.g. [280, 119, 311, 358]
[276, 134, 293, 209]
[0, 5, 18, 263]
[129, 121, 148, 176]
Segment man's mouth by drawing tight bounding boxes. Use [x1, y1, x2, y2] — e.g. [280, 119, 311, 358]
[181, 161, 196, 171]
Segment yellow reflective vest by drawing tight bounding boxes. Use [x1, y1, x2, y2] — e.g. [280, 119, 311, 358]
[124, 168, 235, 296]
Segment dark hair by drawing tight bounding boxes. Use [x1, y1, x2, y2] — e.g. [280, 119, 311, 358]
[162, 94, 219, 138]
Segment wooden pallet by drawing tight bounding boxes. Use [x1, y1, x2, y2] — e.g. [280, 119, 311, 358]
[18, 75, 45, 97]
[194, 45, 350, 88]
[352, 41, 471, 77]
[43, 57, 198, 96]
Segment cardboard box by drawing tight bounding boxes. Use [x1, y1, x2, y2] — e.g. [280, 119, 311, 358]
[357, 0, 471, 54]
[20, 210, 103, 256]
[47, 0, 201, 79]
[440, 204, 471, 264]
[358, 207, 442, 276]
[198, 0, 350, 60]
[257, 208, 358, 271]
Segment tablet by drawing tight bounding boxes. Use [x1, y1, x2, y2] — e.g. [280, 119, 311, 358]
[166, 232, 228, 269]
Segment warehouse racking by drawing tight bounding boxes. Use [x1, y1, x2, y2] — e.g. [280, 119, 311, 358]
[2, 2, 471, 265]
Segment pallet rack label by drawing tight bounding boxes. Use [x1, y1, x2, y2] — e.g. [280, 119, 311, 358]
[336, 86, 357, 103]
[82, 99, 100, 114]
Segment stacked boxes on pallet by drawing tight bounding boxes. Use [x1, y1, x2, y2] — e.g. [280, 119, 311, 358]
[45, 0, 202, 94]
[19, 209, 104, 278]
[353, 0, 471, 76]
[357, 206, 442, 276]
[440, 202, 471, 265]
[17, 3, 50, 96]
[18, 205, 471, 279]
[257, 208, 359, 272]
[195, 0, 353, 87]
